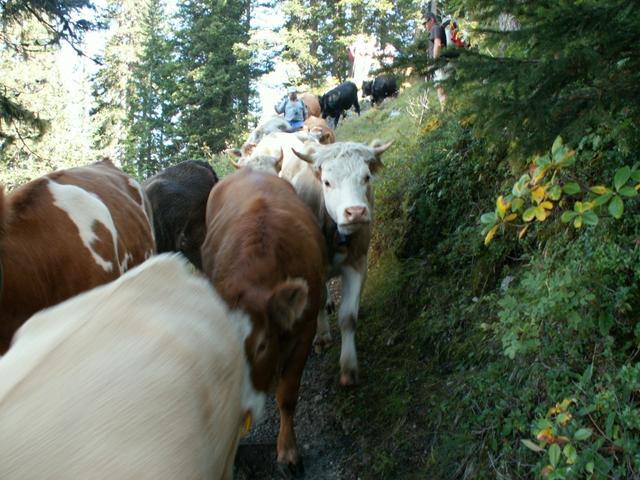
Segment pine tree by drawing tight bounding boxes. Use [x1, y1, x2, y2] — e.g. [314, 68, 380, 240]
[171, 0, 253, 159]
[0, 18, 94, 188]
[280, 0, 421, 86]
[123, 0, 175, 179]
[90, 0, 147, 165]
[0, 0, 95, 147]
[444, 0, 640, 156]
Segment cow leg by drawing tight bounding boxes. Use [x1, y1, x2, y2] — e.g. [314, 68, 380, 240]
[313, 284, 332, 352]
[276, 321, 314, 478]
[354, 96, 361, 115]
[338, 262, 365, 386]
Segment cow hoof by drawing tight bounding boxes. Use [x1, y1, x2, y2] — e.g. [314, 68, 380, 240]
[277, 459, 305, 479]
[313, 334, 332, 353]
[340, 370, 358, 387]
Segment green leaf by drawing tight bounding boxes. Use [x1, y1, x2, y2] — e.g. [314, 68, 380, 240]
[563, 182, 581, 195]
[551, 136, 563, 156]
[561, 211, 578, 223]
[480, 212, 497, 225]
[631, 170, 640, 182]
[573, 428, 592, 441]
[512, 197, 525, 211]
[614, 166, 631, 191]
[593, 192, 613, 206]
[605, 413, 615, 438]
[548, 185, 562, 201]
[618, 186, 637, 197]
[563, 444, 577, 464]
[586, 462, 594, 474]
[581, 365, 593, 385]
[549, 443, 561, 467]
[574, 216, 583, 228]
[608, 195, 624, 219]
[522, 207, 537, 222]
[521, 439, 544, 453]
[582, 211, 598, 226]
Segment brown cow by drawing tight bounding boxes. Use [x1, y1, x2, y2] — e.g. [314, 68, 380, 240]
[300, 92, 321, 118]
[0, 159, 155, 353]
[202, 169, 327, 476]
[303, 116, 336, 145]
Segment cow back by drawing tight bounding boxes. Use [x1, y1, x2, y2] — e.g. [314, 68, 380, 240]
[202, 169, 327, 391]
[300, 93, 321, 118]
[143, 160, 218, 269]
[0, 159, 155, 352]
[0, 254, 256, 479]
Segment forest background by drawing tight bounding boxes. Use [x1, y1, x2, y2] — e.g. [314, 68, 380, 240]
[1, 0, 640, 478]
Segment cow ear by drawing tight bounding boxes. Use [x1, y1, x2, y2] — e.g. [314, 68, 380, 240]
[272, 147, 284, 173]
[267, 278, 309, 331]
[242, 143, 257, 156]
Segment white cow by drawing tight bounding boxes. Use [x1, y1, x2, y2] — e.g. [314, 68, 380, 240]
[240, 116, 290, 156]
[230, 131, 319, 175]
[283, 139, 393, 385]
[0, 254, 264, 480]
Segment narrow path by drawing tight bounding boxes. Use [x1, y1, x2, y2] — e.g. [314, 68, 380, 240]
[234, 281, 353, 480]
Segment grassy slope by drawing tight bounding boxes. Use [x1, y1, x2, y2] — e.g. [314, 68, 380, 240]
[329, 85, 512, 479]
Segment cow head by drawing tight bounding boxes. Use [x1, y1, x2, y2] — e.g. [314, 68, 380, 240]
[240, 278, 309, 392]
[292, 140, 393, 235]
[362, 80, 373, 97]
[228, 147, 283, 175]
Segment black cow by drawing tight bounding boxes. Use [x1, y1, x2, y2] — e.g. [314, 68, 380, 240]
[362, 75, 398, 105]
[319, 81, 360, 129]
[143, 160, 218, 269]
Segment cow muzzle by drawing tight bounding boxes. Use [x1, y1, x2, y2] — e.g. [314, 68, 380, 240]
[339, 206, 370, 233]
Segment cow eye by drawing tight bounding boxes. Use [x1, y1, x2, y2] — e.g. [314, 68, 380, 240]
[256, 340, 267, 356]
[323, 180, 331, 188]
[364, 174, 371, 183]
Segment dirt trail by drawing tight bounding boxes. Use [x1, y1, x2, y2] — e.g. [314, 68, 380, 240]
[234, 282, 354, 480]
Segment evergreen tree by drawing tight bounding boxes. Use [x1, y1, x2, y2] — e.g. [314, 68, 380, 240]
[280, 0, 421, 86]
[0, 0, 96, 146]
[0, 18, 94, 188]
[444, 0, 640, 156]
[90, 0, 146, 165]
[123, 0, 175, 178]
[172, 0, 253, 159]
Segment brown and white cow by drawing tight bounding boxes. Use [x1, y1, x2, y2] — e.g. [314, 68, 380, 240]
[282, 140, 393, 386]
[0, 254, 264, 480]
[201, 169, 327, 476]
[0, 159, 155, 353]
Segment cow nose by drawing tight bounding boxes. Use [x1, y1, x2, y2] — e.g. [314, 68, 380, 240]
[344, 206, 367, 223]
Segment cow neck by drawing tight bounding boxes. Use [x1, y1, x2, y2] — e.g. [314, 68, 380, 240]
[0, 257, 3, 304]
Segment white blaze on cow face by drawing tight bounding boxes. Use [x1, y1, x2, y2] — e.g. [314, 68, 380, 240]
[293, 140, 393, 235]
[48, 180, 121, 274]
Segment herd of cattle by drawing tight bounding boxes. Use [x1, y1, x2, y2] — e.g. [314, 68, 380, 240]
[290, 75, 398, 129]
[0, 80, 395, 478]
